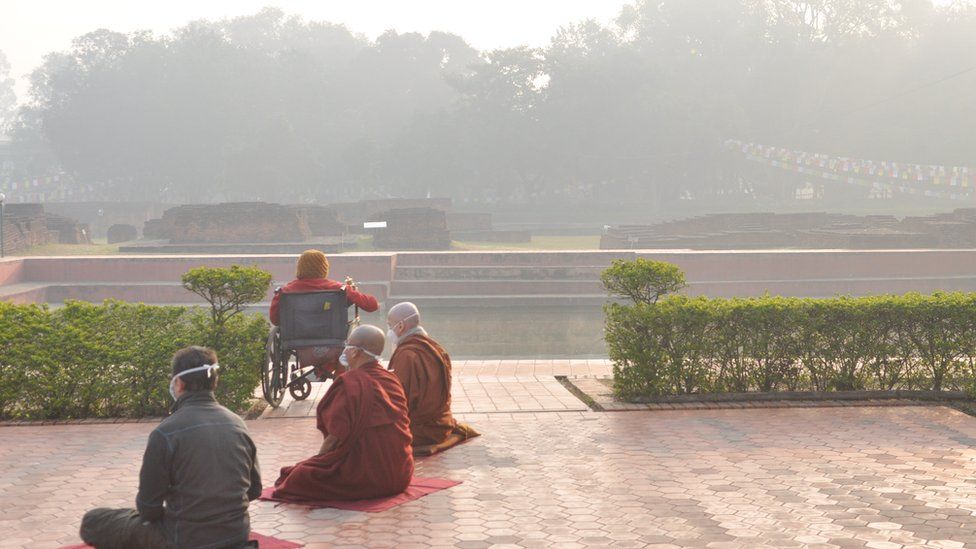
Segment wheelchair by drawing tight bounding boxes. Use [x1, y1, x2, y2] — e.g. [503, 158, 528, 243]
[262, 287, 360, 408]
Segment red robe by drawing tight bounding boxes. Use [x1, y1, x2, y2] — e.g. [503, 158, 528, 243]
[272, 362, 414, 501]
[269, 278, 379, 326]
[389, 334, 479, 446]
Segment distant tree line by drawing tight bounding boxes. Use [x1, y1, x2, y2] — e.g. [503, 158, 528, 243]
[3, 1, 975, 208]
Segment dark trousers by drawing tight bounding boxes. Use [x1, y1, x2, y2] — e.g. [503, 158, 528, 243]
[80, 508, 168, 549]
[80, 508, 259, 549]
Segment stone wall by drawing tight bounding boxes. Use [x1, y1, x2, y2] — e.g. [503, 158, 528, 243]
[144, 202, 312, 243]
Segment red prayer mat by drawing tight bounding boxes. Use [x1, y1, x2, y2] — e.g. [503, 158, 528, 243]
[260, 477, 461, 512]
[59, 531, 302, 549]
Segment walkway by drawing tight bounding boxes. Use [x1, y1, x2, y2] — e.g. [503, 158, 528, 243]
[261, 360, 611, 418]
[2, 406, 976, 548]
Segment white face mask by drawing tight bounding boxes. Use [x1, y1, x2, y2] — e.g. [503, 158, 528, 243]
[340, 345, 381, 369]
[387, 314, 418, 346]
[169, 363, 220, 400]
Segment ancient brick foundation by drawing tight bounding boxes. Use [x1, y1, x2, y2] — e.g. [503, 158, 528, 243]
[0, 204, 90, 254]
[371, 207, 451, 250]
[106, 224, 139, 244]
[144, 202, 312, 243]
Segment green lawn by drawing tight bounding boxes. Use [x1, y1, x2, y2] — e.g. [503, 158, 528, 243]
[452, 235, 601, 251]
[13, 234, 603, 256]
[20, 240, 121, 256]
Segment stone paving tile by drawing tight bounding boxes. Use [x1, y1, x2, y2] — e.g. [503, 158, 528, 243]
[4, 406, 976, 548]
[262, 359, 605, 418]
[451, 359, 613, 378]
[263, 376, 588, 418]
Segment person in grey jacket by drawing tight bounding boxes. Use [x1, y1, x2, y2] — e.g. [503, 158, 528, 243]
[80, 346, 262, 549]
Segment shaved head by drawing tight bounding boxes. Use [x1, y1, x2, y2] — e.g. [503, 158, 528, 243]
[348, 324, 386, 357]
[387, 302, 421, 330]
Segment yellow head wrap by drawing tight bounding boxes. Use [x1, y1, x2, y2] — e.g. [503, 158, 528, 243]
[296, 249, 329, 280]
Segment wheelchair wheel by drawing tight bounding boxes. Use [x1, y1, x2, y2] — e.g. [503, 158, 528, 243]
[262, 328, 286, 408]
[289, 377, 312, 401]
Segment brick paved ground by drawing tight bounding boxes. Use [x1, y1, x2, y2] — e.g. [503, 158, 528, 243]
[262, 360, 606, 418]
[3, 406, 976, 548]
[263, 376, 588, 418]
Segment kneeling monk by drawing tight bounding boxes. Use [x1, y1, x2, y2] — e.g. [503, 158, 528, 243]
[272, 325, 414, 501]
[387, 302, 480, 448]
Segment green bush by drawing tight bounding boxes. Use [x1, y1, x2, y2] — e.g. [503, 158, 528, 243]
[606, 292, 976, 399]
[182, 265, 272, 347]
[601, 258, 686, 305]
[0, 300, 267, 420]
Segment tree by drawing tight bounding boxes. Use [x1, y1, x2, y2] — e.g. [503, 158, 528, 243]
[12, 2, 976, 212]
[181, 265, 272, 346]
[601, 259, 687, 305]
[0, 50, 16, 133]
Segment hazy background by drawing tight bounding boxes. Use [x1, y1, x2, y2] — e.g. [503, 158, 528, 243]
[1, 0, 974, 222]
[1, 0, 628, 101]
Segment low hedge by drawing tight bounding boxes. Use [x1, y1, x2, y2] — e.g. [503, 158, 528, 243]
[0, 300, 267, 420]
[605, 293, 976, 400]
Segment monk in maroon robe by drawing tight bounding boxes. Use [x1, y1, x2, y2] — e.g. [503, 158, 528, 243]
[273, 325, 414, 501]
[387, 302, 479, 449]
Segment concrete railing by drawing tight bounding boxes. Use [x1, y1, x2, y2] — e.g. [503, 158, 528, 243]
[3, 249, 976, 307]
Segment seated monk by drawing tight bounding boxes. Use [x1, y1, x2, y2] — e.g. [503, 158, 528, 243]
[387, 302, 480, 449]
[272, 325, 414, 501]
[270, 249, 379, 378]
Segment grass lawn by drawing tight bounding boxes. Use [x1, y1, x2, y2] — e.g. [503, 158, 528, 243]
[452, 235, 601, 250]
[13, 234, 603, 255]
[20, 240, 121, 256]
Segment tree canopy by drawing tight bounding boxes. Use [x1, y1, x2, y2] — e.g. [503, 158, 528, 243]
[10, 2, 976, 209]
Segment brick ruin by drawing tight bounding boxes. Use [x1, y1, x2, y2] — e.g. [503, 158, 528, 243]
[0, 203, 91, 254]
[106, 224, 139, 244]
[370, 207, 451, 250]
[601, 209, 976, 249]
[138, 199, 520, 249]
[143, 202, 351, 243]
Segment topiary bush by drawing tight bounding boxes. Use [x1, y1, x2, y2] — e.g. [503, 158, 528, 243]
[181, 265, 272, 347]
[601, 258, 686, 305]
[0, 300, 267, 420]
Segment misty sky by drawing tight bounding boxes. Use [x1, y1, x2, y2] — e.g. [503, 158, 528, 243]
[1, 0, 628, 102]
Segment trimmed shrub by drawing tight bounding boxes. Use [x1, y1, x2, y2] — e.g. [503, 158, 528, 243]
[606, 292, 976, 399]
[601, 258, 686, 305]
[181, 265, 272, 347]
[0, 300, 267, 420]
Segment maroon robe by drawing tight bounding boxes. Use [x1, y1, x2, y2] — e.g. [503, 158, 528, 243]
[389, 334, 479, 446]
[272, 362, 414, 501]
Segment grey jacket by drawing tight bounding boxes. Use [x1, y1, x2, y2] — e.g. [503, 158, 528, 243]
[136, 391, 262, 549]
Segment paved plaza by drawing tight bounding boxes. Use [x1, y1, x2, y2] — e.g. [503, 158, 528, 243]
[262, 359, 608, 418]
[2, 362, 976, 548]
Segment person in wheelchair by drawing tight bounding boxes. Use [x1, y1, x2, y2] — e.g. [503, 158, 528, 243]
[270, 249, 379, 379]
